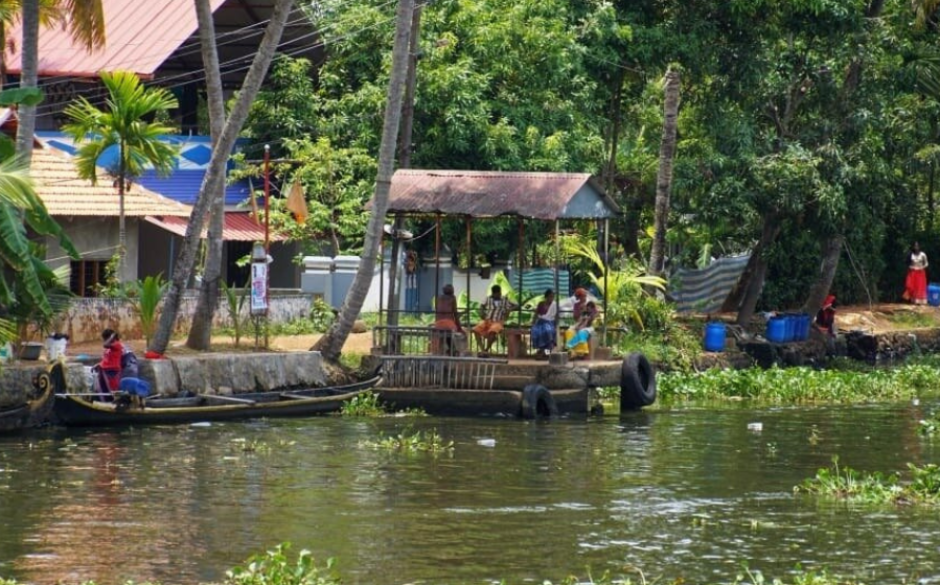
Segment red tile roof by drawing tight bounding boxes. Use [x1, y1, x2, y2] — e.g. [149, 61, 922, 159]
[144, 212, 287, 242]
[5, 0, 227, 79]
[31, 145, 193, 217]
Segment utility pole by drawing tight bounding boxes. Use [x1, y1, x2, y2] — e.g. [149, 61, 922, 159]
[386, 2, 424, 328]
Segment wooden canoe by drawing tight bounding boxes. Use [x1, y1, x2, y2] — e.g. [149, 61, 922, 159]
[51, 366, 381, 427]
[0, 364, 57, 433]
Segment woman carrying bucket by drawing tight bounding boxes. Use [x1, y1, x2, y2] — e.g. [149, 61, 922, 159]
[904, 242, 929, 305]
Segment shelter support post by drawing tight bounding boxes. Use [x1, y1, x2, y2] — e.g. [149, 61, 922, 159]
[435, 214, 441, 303]
[387, 213, 404, 327]
[379, 235, 385, 328]
[603, 218, 609, 347]
[465, 217, 472, 330]
[517, 218, 524, 327]
[554, 219, 560, 318]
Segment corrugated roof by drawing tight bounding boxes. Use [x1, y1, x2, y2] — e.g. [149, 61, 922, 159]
[31, 146, 192, 217]
[5, 0, 321, 83]
[137, 170, 253, 207]
[382, 170, 621, 220]
[144, 212, 287, 242]
[6, 0, 228, 79]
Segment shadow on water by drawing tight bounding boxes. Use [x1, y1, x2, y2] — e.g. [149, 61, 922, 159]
[1, 404, 939, 584]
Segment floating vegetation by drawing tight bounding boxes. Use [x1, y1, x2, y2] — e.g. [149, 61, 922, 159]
[918, 412, 940, 437]
[340, 391, 426, 417]
[659, 364, 938, 404]
[362, 426, 454, 453]
[796, 456, 940, 505]
[225, 542, 339, 585]
[340, 390, 386, 417]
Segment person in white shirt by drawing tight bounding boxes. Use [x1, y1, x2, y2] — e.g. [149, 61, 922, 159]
[530, 289, 557, 357]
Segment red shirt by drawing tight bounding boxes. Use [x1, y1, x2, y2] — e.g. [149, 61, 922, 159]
[101, 340, 124, 371]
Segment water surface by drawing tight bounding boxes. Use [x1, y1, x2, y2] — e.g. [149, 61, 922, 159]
[1, 401, 938, 584]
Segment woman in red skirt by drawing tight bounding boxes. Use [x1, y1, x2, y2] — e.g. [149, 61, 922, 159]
[904, 242, 929, 305]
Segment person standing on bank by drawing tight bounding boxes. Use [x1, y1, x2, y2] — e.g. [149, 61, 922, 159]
[432, 284, 462, 355]
[904, 242, 929, 305]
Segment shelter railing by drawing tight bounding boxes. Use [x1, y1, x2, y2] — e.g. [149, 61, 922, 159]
[377, 355, 506, 390]
[372, 325, 467, 356]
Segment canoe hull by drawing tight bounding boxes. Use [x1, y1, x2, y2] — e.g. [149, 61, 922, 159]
[52, 377, 379, 427]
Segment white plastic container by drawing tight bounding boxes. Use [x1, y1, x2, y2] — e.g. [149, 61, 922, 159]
[45, 336, 68, 361]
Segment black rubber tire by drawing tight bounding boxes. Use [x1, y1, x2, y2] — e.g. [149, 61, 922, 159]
[521, 384, 559, 419]
[620, 352, 657, 410]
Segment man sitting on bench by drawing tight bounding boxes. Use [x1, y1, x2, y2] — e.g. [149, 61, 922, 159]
[472, 284, 515, 356]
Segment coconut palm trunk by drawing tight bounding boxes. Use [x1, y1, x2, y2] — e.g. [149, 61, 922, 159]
[312, 0, 416, 362]
[149, 0, 295, 355]
[186, 0, 227, 350]
[14, 0, 38, 164]
[648, 67, 680, 279]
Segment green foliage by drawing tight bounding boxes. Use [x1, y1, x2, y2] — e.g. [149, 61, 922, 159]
[63, 70, 179, 186]
[123, 274, 167, 346]
[310, 298, 336, 333]
[224, 543, 339, 585]
[221, 280, 249, 347]
[659, 364, 938, 404]
[340, 390, 386, 416]
[362, 426, 454, 453]
[796, 456, 940, 506]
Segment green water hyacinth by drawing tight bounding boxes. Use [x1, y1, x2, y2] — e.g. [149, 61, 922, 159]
[658, 364, 938, 404]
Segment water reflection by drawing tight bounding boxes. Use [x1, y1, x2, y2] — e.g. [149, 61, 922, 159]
[0, 403, 938, 584]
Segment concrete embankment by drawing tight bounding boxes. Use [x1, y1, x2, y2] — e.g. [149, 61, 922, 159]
[0, 352, 328, 415]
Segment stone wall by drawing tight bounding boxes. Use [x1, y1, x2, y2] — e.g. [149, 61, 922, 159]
[0, 352, 328, 417]
[55, 290, 315, 344]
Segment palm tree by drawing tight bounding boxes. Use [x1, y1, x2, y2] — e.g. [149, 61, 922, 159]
[15, 0, 106, 163]
[62, 70, 179, 282]
[648, 67, 680, 279]
[312, 0, 416, 361]
[185, 0, 228, 351]
[149, 0, 296, 355]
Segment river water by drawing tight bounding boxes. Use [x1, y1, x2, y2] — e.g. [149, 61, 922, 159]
[1, 401, 939, 585]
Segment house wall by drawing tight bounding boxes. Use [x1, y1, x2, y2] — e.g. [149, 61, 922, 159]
[45, 216, 141, 281]
[59, 290, 314, 345]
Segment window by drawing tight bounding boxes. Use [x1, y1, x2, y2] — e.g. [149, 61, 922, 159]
[70, 260, 109, 297]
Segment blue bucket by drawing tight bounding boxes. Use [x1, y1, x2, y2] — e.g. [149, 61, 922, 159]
[766, 317, 787, 343]
[929, 283, 940, 307]
[704, 322, 726, 352]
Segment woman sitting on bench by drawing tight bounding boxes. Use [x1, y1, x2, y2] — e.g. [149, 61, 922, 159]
[565, 289, 597, 359]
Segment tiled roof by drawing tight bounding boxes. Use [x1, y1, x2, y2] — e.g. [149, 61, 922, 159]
[144, 212, 286, 242]
[31, 146, 192, 217]
[36, 132, 254, 207]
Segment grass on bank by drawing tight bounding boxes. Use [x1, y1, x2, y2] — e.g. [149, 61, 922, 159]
[0, 543, 877, 585]
[656, 362, 940, 404]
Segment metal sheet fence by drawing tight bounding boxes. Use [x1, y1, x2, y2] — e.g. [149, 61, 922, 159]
[377, 356, 506, 389]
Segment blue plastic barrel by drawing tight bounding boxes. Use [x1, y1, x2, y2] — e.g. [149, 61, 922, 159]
[929, 283, 940, 307]
[798, 313, 811, 340]
[785, 314, 797, 342]
[766, 317, 787, 343]
[704, 322, 726, 352]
